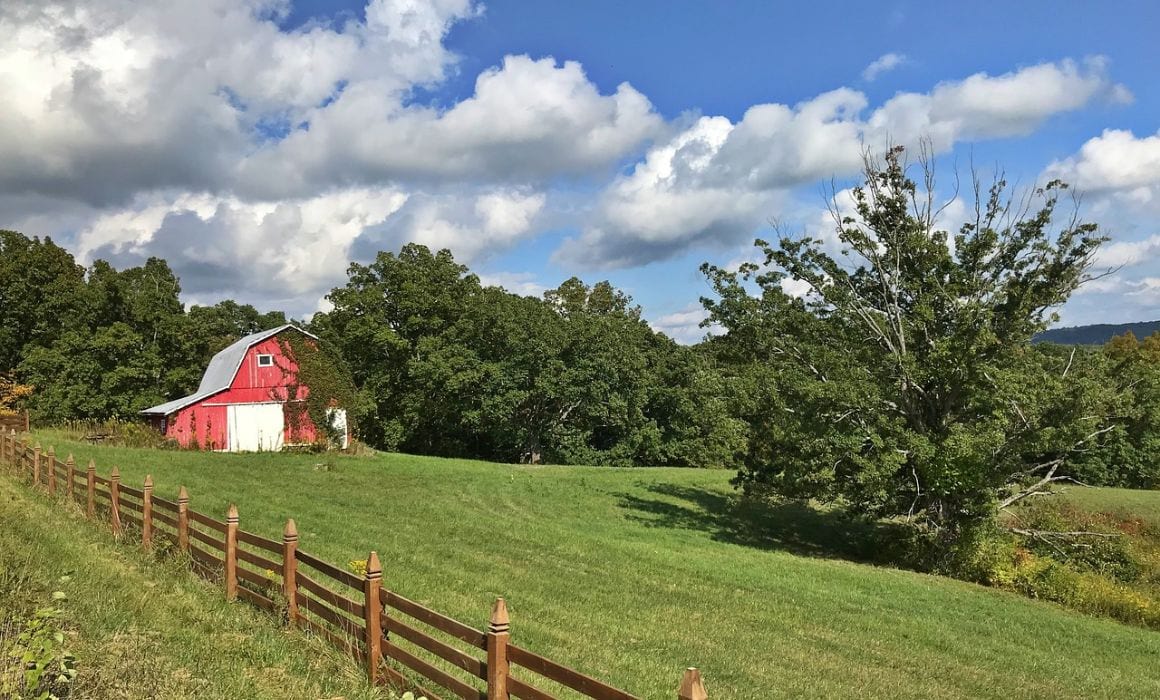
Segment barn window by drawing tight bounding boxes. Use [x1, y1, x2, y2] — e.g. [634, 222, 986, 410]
[257, 354, 274, 367]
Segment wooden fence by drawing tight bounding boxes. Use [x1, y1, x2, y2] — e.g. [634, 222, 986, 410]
[0, 430, 709, 700]
[0, 410, 28, 434]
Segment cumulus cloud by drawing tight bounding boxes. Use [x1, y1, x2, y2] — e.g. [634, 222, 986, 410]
[648, 304, 719, 345]
[82, 187, 408, 308]
[1037, 129, 1160, 325]
[862, 52, 906, 81]
[477, 271, 547, 298]
[0, 0, 661, 315]
[351, 188, 546, 264]
[1044, 129, 1160, 196]
[0, 2, 1137, 324]
[238, 55, 663, 198]
[558, 58, 1128, 269]
[0, 0, 482, 206]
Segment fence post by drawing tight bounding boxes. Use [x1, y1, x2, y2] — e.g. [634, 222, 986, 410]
[46, 447, 56, 496]
[225, 504, 238, 601]
[363, 551, 383, 684]
[142, 475, 154, 550]
[282, 519, 299, 625]
[678, 668, 708, 700]
[19, 436, 28, 474]
[66, 455, 75, 502]
[177, 486, 190, 553]
[109, 466, 122, 536]
[86, 460, 96, 518]
[33, 442, 41, 486]
[487, 597, 510, 700]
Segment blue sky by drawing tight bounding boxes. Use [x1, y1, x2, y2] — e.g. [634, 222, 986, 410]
[2, 1, 1158, 341]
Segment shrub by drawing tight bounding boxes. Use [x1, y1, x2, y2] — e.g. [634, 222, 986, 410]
[1, 586, 78, 699]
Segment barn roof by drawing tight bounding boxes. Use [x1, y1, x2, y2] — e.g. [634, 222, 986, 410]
[140, 324, 317, 416]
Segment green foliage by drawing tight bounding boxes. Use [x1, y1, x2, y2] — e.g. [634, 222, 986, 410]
[0, 229, 287, 423]
[0, 232, 90, 374]
[276, 332, 359, 449]
[1, 583, 77, 700]
[315, 244, 745, 467]
[1062, 331, 1160, 489]
[702, 146, 1110, 536]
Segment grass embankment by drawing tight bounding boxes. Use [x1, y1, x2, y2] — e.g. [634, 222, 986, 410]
[0, 470, 386, 699]
[24, 432, 1160, 699]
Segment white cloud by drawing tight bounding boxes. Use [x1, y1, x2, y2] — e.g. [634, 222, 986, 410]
[559, 58, 1127, 268]
[235, 54, 663, 198]
[1093, 234, 1160, 269]
[648, 304, 718, 345]
[79, 187, 408, 308]
[1045, 129, 1160, 194]
[366, 188, 546, 264]
[862, 53, 906, 81]
[0, 0, 483, 206]
[477, 271, 546, 298]
[0, 2, 1138, 321]
[0, 1, 660, 207]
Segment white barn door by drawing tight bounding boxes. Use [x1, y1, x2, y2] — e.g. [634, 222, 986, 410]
[227, 403, 285, 452]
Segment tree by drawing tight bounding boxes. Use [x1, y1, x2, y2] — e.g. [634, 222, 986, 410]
[20, 324, 165, 421]
[703, 146, 1108, 538]
[312, 244, 482, 451]
[1065, 332, 1160, 489]
[0, 231, 91, 372]
[0, 373, 33, 416]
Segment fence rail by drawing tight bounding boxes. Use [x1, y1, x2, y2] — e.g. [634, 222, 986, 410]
[0, 430, 709, 700]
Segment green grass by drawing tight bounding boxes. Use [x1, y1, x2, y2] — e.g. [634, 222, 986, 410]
[1060, 485, 1160, 529]
[21, 433, 1160, 699]
[0, 469, 388, 699]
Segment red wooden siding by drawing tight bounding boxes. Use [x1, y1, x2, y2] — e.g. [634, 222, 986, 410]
[161, 334, 325, 448]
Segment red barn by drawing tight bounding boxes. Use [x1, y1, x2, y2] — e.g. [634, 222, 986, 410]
[141, 324, 349, 451]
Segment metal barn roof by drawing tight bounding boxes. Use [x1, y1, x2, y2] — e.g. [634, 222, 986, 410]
[140, 324, 317, 416]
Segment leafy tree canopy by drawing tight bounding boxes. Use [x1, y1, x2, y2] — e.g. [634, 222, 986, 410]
[702, 146, 1109, 535]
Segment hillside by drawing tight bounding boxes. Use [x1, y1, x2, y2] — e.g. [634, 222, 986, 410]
[1035, 320, 1160, 345]
[0, 472, 385, 699]
[22, 432, 1160, 699]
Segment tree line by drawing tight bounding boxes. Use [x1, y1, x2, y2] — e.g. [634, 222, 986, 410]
[2, 146, 1157, 545]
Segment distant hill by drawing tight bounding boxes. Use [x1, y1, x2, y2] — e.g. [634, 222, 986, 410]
[1035, 320, 1160, 346]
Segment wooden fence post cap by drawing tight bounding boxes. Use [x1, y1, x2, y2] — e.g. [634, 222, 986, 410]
[283, 518, 298, 540]
[227, 503, 239, 522]
[489, 597, 510, 632]
[110, 465, 120, 480]
[678, 668, 707, 700]
[66, 454, 75, 465]
[365, 551, 382, 579]
[46, 446, 55, 456]
[33, 442, 41, 451]
[87, 459, 95, 471]
[144, 474, 153, 488]
[178, 485, 189, 502]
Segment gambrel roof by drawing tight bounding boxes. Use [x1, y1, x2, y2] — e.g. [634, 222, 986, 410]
[140, 324, 317, 416]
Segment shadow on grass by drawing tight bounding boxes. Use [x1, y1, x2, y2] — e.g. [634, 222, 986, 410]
[617, 482, 913, 568]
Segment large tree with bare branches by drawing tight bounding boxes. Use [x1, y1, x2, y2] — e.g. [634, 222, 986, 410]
[702, 145, 1111, 538]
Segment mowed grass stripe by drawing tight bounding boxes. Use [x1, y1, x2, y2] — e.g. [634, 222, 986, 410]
[30, 432, 1160, 699]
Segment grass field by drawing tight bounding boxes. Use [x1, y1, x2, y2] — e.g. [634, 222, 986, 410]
[0, 470, 387, 699]
[16, 432, 1160, 699]
[1061, 485, 1160, 528]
